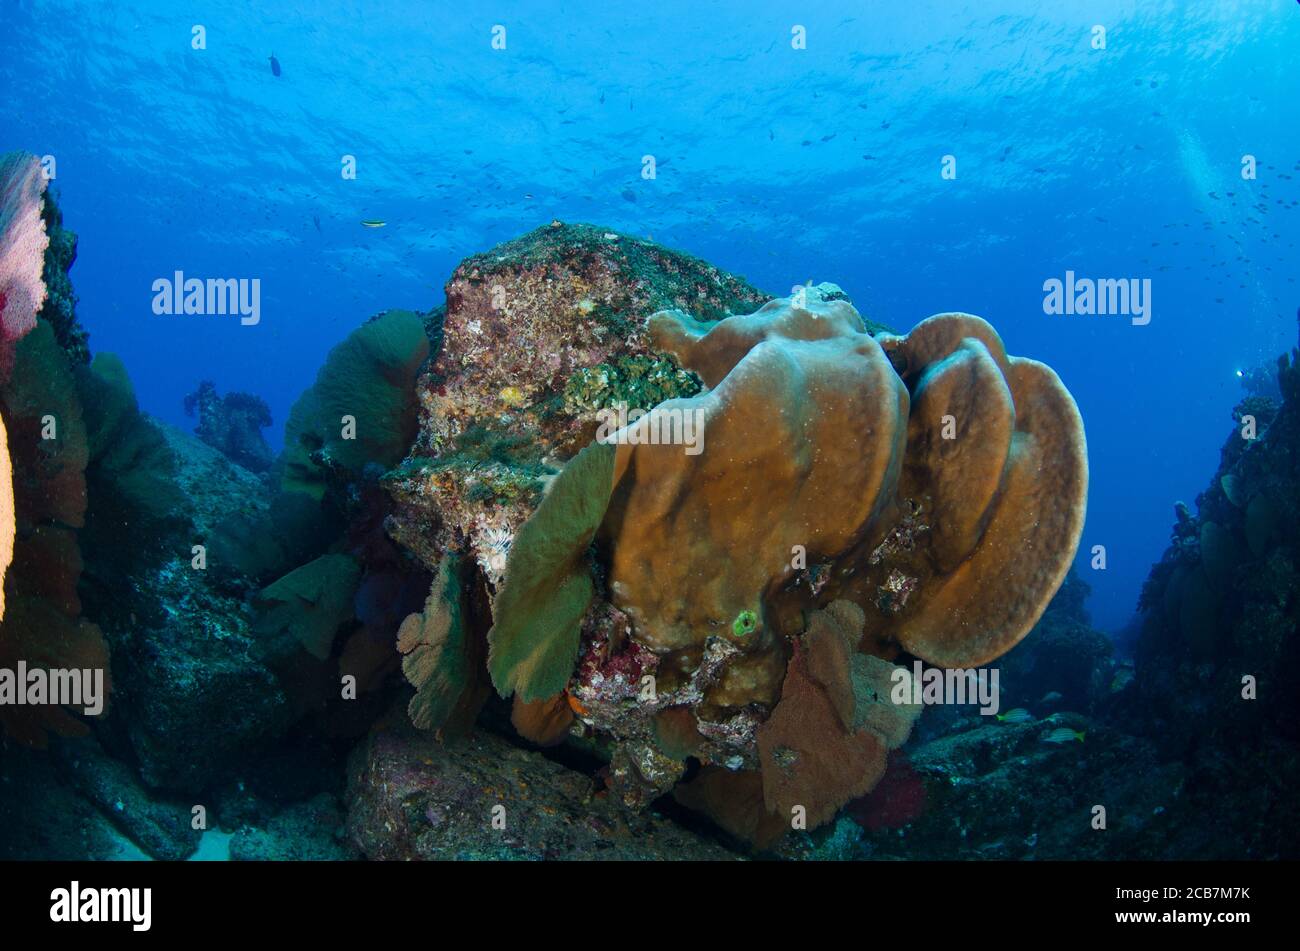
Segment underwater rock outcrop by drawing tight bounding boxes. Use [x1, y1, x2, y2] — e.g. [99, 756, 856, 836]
[345, 713, 735, 860]
[1117, 316, 1300, 855]
[1135, 320, 1299, 740]
[184, 380, 274, 473]
[35, 183, 89, 365]
[77, 404, 291, 791]
[384, 224, 1087, 847]
[384, 220, 768, 572]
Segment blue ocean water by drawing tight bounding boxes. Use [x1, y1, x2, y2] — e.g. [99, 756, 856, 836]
[1, 0, 1297, 633]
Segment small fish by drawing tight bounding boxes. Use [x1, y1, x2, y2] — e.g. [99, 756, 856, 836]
[1110, 667, 1135, 693]
[361, 219, 386, 228]
[621, 188, 636, 203]
[1043, 727, 1086, 744]
[996, 708, 1034, 724]
[313, 214, 321, 232]
[1040, 691, 1063, 704]
[269, 53, 281, 77]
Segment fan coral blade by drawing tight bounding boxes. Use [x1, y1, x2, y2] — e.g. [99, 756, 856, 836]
[0, 152, 49, 382]
[757, 644, 889, 829]
[0, 410, 11, 621]
[255, 553, 361, 659]
[282, 309, 429, 499]
[487, 440, 617, 702]
[1, 321, 88, 529]
[510, 693, 574, 746]
[0, 598, 109, 747]
[397, 552, 488, 733]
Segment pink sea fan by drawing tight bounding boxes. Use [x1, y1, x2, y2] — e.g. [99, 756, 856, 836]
[0, 152, 50, 382]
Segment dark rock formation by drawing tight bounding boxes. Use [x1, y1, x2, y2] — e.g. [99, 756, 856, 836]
[36, 188, 89, 365]
[184, 380, 274, 473]
[346, 714, 737, 860]
[230, 793, 357, 860]
[51, 736, 201, 860]
[79, 413, 290, 793]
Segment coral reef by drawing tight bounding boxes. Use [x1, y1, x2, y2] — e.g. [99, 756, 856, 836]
[8, 206, 1294, 863]
[380, 224, 1086, 849]
[1133, 318, 1300, 747]
[184, 380, 274, 473]
[1117, 315, 1300, 850]
[782, 321, 1300, 862]
[0, 192, 435, 854]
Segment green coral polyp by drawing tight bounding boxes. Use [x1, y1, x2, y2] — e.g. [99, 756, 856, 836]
[733, 609, 758, 637]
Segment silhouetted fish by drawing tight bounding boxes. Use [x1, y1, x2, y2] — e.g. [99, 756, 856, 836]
[269, 53, 281, 76]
